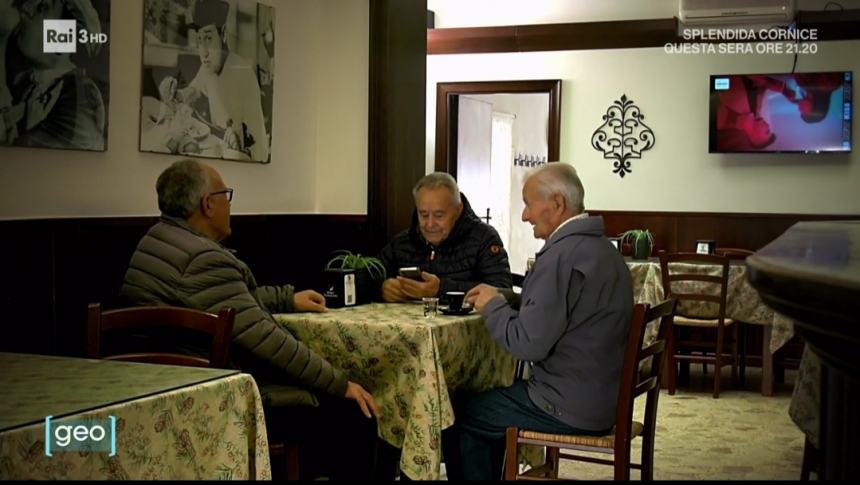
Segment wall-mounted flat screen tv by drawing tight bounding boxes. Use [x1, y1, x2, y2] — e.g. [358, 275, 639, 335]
[709, 71, 852, 153]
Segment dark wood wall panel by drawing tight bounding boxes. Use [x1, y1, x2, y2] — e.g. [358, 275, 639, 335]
[368, 0, 428, 251]
[593, 210, 860, 256]
[427, 12, 860, 54]
[0, 215, 368, 357]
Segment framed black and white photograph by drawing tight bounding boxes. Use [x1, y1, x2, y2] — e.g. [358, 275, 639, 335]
[1, 0, 111, 152]
[140, 0, 275, 163]
[608, 237, 623, 253]
[696, 240, 716, 255]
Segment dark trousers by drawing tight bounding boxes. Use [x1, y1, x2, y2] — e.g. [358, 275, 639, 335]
[267, 394, 383, 480]
[442, 380, 610, 481]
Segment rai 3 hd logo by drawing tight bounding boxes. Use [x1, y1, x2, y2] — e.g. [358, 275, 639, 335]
[42, 19, 107, 53]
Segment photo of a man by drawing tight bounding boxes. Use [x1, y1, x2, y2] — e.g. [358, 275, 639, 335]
[140, 0, 274, 163]
[1, 0, 110, 151]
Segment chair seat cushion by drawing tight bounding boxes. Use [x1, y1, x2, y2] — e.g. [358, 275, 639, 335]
[520, 421, 644, 449]
[257, 382, 319, 408]
[672, 316, 734, 327]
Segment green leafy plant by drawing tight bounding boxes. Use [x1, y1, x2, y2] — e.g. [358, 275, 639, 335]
[620, 229, 655, 259]
[325, 250, 387, 281]
[619, 229, 654, 247]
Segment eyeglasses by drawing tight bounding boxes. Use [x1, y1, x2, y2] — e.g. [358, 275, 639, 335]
[209, 188, 234, 202]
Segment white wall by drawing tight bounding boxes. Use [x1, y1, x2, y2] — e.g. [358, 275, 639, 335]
[428, 42, 860, 214]
[0, 0, 368, 220]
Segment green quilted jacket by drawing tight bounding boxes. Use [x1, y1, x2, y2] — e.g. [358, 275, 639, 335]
[120, 216, 347, 398]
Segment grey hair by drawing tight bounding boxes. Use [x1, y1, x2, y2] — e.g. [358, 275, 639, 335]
[156, 159, 211, 218]
[412, 172, 461, 205]
[524, 163, 585, 213]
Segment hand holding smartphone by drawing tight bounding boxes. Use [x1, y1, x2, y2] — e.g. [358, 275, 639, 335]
[398, 266, 423, 280]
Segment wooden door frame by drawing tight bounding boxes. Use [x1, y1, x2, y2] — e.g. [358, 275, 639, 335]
[434, 80, 562, 176]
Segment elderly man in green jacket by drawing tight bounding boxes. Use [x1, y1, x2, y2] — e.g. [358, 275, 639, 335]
[121, 159, 379, 479]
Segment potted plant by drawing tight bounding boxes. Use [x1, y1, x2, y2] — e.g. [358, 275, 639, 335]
[620, 229, 654, 260]
[323, 250, 387, 307]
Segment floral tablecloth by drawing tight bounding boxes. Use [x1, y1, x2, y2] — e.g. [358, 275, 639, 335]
[626, 259, 794, 352]
[0, 353, 270, 480]
[275, 302, 517, 480]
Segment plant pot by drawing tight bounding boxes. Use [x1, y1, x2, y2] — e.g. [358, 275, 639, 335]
[632, 238, 652, 260]
[321, 268, 376, 308]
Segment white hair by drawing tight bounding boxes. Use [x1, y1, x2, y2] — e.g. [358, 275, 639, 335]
[524, 163, 585, 213]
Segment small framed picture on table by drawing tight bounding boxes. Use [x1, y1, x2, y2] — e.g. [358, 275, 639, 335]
[608, 237, 623, 252]
[696, 240, 716, 255]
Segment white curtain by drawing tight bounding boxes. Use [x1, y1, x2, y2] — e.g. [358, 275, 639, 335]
[489, 112, 514, 254]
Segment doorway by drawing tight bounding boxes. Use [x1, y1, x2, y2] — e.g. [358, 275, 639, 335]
[434, 80, 562, 274]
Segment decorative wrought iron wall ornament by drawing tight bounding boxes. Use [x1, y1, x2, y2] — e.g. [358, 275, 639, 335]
[591, 94, 656, 178]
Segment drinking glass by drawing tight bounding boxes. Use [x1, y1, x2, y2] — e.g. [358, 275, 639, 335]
[422, 297, 438, 318]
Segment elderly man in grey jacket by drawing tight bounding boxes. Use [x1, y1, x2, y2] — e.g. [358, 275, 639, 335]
[121, 159, 380, 479]
[445, 163, 633, 480]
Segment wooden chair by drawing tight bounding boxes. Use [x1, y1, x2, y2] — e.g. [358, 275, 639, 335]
[87, 303, 235, 368]
[659, 251, 738, 398]
[511, 272, 526, 289]
[714, 247, 767, 392]
[504, 299, 677, 481]
[87, 303, 301, 480]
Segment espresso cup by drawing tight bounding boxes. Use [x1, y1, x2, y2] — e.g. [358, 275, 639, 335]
[445, 291, 466, 312]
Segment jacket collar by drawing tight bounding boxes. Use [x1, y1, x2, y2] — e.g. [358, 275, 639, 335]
[408, 192, 481, 250]
[537, 215, 605, 257]
[160, 214, 206, 237]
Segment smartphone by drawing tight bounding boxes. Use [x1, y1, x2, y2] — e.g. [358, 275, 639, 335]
[398, 267, 423, 280]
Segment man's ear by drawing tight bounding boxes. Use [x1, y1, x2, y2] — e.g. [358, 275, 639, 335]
[219, 25, 228, 46]
[200, 195, 214, 217]
[553, 193, 566, 213]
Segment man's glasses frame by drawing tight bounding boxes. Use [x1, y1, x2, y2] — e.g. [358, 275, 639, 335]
[209, 188, 234, 202]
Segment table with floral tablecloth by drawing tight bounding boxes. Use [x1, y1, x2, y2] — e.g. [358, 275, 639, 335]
[626, 258, 795, 395]
[275, 302, 518, 480]
[0, 352, 270, 480]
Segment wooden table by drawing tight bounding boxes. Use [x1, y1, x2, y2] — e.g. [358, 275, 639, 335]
[747, 221, 860, 480]
[0, 352, 271, 480]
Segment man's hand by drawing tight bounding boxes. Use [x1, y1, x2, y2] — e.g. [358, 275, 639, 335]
[381, 278, 407, 302]
[344, 381, 380, 419]
[294, 289, 327, 312]
[466, 284, 503, 312]
[158, 76, 178, 104]
[397, 272, 440, 300]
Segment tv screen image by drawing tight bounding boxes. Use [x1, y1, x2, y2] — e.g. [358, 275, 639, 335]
[709, 71, 852, 153]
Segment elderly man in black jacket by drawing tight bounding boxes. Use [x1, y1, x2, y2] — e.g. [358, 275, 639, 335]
[379, 172, 512, 302]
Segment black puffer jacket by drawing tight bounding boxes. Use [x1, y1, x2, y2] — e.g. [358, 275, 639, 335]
[378, 194, 512, 294]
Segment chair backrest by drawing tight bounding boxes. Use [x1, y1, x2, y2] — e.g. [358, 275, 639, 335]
[658, 251, 730, 321]
[715, 247, 754, 260]
[614, 300, 676, 448]
[87, 303, 236, 368]
[511, 273, 525, 288]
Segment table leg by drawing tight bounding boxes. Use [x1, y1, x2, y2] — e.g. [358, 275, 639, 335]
[762, 324, 774, 396]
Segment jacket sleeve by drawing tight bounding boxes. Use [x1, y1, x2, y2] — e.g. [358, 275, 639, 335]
[255, 285, 295, 313]
[480, 261, 583, 362]
[378, 240, 399, 281]
[181, 249, 348, 397]
[438, 229, 513, 294]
